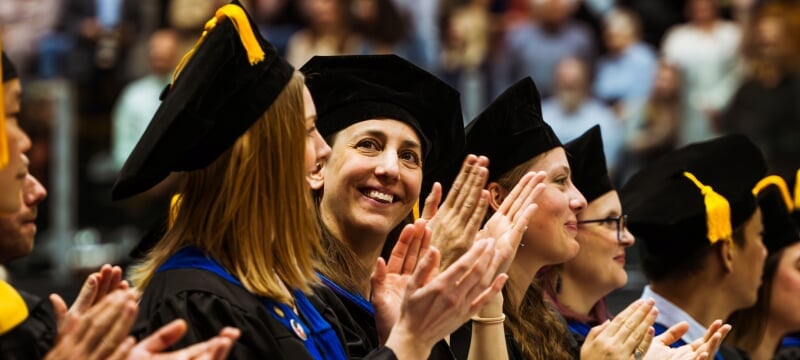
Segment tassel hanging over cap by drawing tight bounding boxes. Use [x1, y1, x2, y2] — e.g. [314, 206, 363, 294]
[753, 175, 794, 212]
[683, 171, 733, 244]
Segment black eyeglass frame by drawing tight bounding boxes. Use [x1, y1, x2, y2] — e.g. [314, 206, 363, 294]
[577, 214, 628, 243]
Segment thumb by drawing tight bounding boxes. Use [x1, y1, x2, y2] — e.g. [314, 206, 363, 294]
[371, 258, 388, 292]
[49, 293, 68, 329]
[421, 183, 442, 221]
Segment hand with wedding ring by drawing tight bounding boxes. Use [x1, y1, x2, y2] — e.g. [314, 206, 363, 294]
[579, 299, 658, 360]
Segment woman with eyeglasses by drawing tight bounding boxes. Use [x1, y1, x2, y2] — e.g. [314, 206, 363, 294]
[538, 125, 635, 344]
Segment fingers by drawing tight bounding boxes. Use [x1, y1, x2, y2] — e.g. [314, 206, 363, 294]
[621, 304, 657, 351]
[95, 264, 114, 302]
[49, 294, 68, 329]
[401, 220, 427, 274]
[84, 290, 139, 360]
[421, 182, 442, 221]
[459, 239, 497, 301]
[637, 327, 654, 359]
[138, 319, 189, 352]
[371, 257, 387, 294]
[442, 155, 479, 210]
[212, 327, 241, 360]
[585, 320, 610, 342]
[386, 223, 417, 274]
[408, 248, 441, 292]
[656, 322, 689, 346]
[71, 273, 99, 314]
[606, 299, 644, 335]
[469, 274, 507, 312]
[502, 171, 535, 217]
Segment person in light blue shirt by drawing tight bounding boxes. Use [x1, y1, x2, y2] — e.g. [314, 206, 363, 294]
[593, 8, 657, 110]
[542, 57, 623, 173]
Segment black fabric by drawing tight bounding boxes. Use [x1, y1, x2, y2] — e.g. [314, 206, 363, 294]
[757, 184, 800, 254]
[464, 77, 560, 182]
[776, 345, 800, 360]
[621, 135, 766, 254]
[0, 290, 57, 359]
[134, 268, 397, 359]
[112, 0, 294, 200]
[301, 54, 465, 208]
[316, 283, 455, 360]
[565, 125, 613, 203]
[717, 344, 750, 360]
[449, 322, 524, 360]
[2, 52, 18, 82]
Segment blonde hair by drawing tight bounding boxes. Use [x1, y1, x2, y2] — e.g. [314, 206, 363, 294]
[130, 72, 320, 303]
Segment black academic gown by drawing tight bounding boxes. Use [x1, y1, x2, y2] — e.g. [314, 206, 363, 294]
[132, 268, 396, 360]
[0, 290, 57, 359]
[317, 280, 456, 360]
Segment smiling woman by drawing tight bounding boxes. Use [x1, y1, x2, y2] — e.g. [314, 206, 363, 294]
[301, 54, 466, 356]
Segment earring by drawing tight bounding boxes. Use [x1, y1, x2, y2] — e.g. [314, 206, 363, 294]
[519, 242, 526, 248]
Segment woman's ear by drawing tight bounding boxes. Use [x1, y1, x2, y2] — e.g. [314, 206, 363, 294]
[487, 182, 506, 211]
[307, 165, 325, 191]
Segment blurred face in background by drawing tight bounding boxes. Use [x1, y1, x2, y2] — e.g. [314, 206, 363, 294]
[603, 11, 638, 55]
[148, 30, 179, 77]
[687, 0, 717, 25]
[768, 242, 800, 333]
[300, 0, 344, 30]
[530, 0, 577, 28]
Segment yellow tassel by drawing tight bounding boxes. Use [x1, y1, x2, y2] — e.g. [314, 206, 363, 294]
[170, 3, 265, 86]
[795, 169, 800, 210]
[0, 35, 9, 170]
[683, 171, 733, 244]
[753, 175, 794, 212]
[168, 193, 183, 229]
[412, 197, 420, 221]
[0, 279, 29, 335]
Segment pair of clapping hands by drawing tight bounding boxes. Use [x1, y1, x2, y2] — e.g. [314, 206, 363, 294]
[44, 265, 240, 360]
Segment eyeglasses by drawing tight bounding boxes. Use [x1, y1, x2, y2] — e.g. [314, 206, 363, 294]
[577, 214, 628, 243]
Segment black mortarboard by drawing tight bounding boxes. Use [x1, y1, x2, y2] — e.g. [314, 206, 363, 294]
[621, 135, 767, 253]
[753, 176, 800, 253]
[111, 0, 293, 200]
[301, 54, 465, 212]
[2, 52, 18, 82]
[565, 125, 613, 203]
[464, 77, 561, 182]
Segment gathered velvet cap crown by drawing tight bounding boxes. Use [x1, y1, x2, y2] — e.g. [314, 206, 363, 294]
[301, 54, 465, 212]
[565, 125, 613, 203]
[465, 76, 561, 182]
[112, 0, 294, 200]
[621, 135, 767, 254]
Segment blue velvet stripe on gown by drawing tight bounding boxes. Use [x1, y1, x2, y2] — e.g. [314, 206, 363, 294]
[157, 247, 348, 360]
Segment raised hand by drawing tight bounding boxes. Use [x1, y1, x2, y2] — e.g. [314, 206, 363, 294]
[50, 264, 130, 330]
[109, 320, 240, 360]
[581, 299, 658, 360]
[643, 320, 731, 360]
[424, 155, 490, 269]
[481, 171, 546, 274]
[371, 219, 431, 345]
[384, 238, 507, 360]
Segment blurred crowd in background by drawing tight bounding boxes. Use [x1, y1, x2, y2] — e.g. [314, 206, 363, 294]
[2, 0, 800, 304]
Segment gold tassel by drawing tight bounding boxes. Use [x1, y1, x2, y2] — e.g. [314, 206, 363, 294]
[795, 169, 800, 210]
[168, 193, 183, 229]
[0, 35, 9, 170]
[683, 171, 733, 244]
[0, 279, 28, 335]
[170, 3, 265, 86]
[753, 175, 794, 212]
[412, 197, 420, 221]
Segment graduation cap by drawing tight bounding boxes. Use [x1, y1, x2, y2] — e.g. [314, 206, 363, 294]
[752, 175, 799, 254]
[300, 55, 465, 214]
[621, 135, 767, 253]
[111, 0, 293, 200]
[565, 125, 613, 203]
[465, 77, 561, 182]
[2, 52, 17, 83]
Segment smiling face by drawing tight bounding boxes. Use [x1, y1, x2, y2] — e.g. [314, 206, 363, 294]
[563, 190, 634, 297]
[320, 119, 423, 238]
[507, 147, 587, 266]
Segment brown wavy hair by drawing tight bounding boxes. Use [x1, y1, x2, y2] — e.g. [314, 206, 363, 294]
[130, 72, 321, 304]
